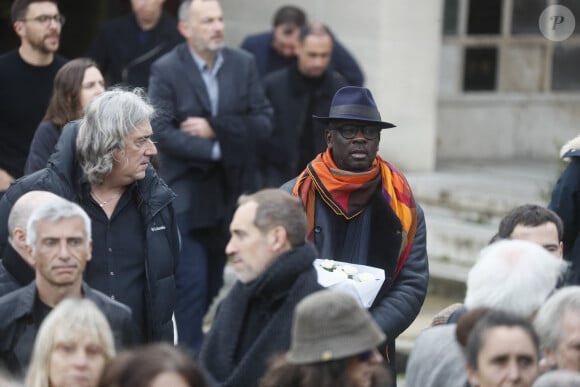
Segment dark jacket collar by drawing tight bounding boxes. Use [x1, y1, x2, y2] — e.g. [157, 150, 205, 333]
[12, 281, 95, 320]
[12, 282, 36, 320]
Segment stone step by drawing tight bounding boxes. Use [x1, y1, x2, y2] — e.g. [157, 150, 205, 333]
[422, 204, 497, 270]
[404, 160, 561, 279]
[406, 160, 559, 216]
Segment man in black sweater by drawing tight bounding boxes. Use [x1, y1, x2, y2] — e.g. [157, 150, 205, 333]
[0, 0, 67, 190]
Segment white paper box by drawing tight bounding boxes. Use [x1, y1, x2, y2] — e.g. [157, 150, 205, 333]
[313, 259, 385, 308]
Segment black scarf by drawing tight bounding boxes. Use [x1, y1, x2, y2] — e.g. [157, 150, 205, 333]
[200, 243, 322, 387]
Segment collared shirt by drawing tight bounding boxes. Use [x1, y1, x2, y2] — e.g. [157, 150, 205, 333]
[189, 48, 224, 160]
[82, 183, 146, 335]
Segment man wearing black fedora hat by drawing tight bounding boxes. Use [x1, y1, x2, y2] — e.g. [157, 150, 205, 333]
[282, 85, 428, 383]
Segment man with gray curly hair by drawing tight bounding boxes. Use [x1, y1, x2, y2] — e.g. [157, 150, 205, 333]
[0, 88, 180, 344]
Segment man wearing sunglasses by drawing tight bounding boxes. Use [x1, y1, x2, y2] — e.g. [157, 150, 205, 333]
[0, 0, 67, 196]
[282, 86, 428, 384]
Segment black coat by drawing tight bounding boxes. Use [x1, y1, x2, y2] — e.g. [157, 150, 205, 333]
[149, 43, 273, 228]
[0, 122, 179, 342]
[199, 243, 323, 387]
[0, 282, 137, 376]
[549, 149, 580, 284]
[261, 65, 347, 185]
[281, 179, 429, 374]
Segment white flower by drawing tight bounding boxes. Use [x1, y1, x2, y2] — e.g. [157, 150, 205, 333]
[334, 270, 349, 280]
[341, 265, 358, 276]
[321, 259, 335, 270]
[357, 272, 376, 283]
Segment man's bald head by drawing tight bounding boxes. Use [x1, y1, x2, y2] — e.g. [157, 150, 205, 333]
[8, 191, 61, 240]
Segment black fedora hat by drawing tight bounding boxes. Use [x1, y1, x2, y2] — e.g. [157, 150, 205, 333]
[313, 86, 396, 129]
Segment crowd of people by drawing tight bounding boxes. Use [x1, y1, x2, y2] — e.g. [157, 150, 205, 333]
[0, 1, 579, 387]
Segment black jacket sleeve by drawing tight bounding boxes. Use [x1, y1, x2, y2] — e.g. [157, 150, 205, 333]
[370, 204, 429, 340]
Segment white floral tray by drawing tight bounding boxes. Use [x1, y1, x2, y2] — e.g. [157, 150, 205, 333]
[313, 259, 385, 308]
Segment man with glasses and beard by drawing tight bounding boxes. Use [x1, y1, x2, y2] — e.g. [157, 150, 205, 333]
[282, 86, 429, 384]
[0, 0, 67, 194]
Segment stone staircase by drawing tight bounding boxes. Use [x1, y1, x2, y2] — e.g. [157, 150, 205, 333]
[406, 159, 561, 280]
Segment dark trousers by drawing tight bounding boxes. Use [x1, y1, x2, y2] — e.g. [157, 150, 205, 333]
[174, 213, 227, 355]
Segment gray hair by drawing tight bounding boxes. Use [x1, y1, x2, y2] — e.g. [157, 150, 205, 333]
[25, 298, 116, 387]
[26, 198, 92, 250]
[534, 286, 580, 354]
[178, 0, 192, 22]
[238, 189, 307, 248]
[76, 88, 154, 185]
[464, 239, 565, 317]
[532, 370, 580, 387]
[178, 0, 219, 23]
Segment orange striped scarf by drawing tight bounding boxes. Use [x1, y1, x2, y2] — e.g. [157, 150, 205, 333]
[292, 149, 417, 279]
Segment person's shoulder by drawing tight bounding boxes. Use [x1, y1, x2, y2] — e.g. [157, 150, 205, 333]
[240, 31, 271, 49]
[85, 286, 132, 317]
[53, 54, 68, 68]
[35, 120, 59, 133]
[223, 46, 255, 63]
[140, 166, 176, 205]
[98, 13, 134, 32]
[0, 284, 32, 321]
[415, 323, 457, 347]
[329, 71, 348, 89]
[0, 261, 19, 297]
[280, 177, 298, 193]
[263, 66, 288, 86]
[0, 49, 19, 65]
[2, 168, 54, 206]
[147, 12, 181, 43]
[152, 42, 186, 67]
[158, 11, 179, 29]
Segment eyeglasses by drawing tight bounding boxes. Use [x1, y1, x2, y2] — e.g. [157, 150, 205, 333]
[334, 125, 381, 140]
[357, 350, 375, 362]
[21, 14, 66, 27]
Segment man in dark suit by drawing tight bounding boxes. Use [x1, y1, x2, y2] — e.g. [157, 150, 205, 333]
[148, 0, 272, 355]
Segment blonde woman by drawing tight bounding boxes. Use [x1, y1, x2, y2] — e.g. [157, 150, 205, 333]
[25, 298, 115, 387]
